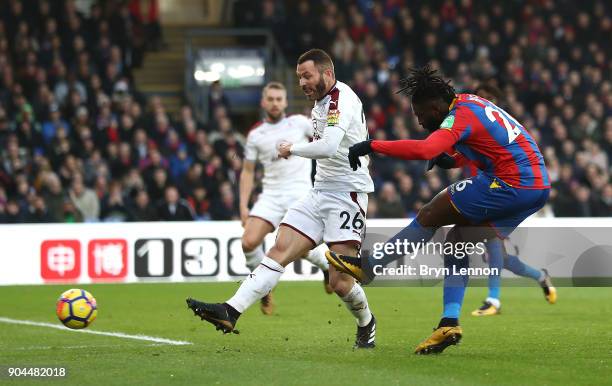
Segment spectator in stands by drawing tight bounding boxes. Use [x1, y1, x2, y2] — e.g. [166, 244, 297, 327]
[377, 182, 405, 218]
[100, 181, 130, 221]
[157, 185, 195, 221]
[234, 0, 611, 218]
[207, 81, 230, 122]
[129, 189, 158, 221]
[25, 195, 54, 223]
[210, 181, 238, 220]
[42, 173, 66, 222]
[69, 174, 100, 222]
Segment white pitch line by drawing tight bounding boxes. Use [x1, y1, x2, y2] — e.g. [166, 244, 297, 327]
[9, 343, 166, 351]
[0, 317, 192, 346]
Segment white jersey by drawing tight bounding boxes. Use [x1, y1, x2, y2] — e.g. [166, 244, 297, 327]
[244, 114, 313, 193]
[310, 81, 374, 192]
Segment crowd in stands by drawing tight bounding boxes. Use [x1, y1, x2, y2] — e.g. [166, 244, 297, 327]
[238, 0, 612, 218]
[0, 0, 235, 223]
[0, 0, 610, 224]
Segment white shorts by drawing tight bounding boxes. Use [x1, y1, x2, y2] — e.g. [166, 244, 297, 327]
[249, 190, 306, 228]
[280, 189, 368, 247]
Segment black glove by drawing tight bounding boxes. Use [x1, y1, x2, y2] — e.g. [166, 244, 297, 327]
[426, 152, 455, 171]
[348, 140, 373, 171]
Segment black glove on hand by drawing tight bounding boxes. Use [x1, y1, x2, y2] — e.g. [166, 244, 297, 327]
[426, 152, 455, 171]
[348, 140, 373, 171]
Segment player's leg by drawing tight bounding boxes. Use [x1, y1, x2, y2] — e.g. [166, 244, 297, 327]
[186, 190, 323, 333]
[241, 217, 274, 271]
[302, 246, 333, 294]
[472, 238, 505, 316]
[415, 225, 494, 354]
[328, 260, 376, 348]
[243, 195, 289, 314]
[321, 192, 376, 348]
[416, 175, 516, 354]
[504, 249, 557, 304]
[186, 225, 313, 333]
[243, 201, 277, 315]
[326, 185, 471, 283]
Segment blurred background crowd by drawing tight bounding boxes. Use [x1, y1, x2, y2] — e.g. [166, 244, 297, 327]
[0, 0, 610, 223]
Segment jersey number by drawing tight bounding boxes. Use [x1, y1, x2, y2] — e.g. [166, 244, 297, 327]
[484, 105, 521, 144]
[340, 211, 364, 230]
[454, 179, 473, 192]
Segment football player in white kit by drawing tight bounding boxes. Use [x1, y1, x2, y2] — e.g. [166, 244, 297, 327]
[187, 49, 377, 348]
[239, 81, 332, 315]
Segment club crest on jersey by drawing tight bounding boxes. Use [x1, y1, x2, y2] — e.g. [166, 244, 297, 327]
[440, 115, 455, 129]
[327, 109, 340, 126]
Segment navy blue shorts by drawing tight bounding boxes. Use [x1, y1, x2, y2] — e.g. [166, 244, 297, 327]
[447, 173, 550, 238]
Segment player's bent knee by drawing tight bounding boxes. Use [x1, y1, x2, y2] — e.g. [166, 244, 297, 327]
[241, 235, 261, 253]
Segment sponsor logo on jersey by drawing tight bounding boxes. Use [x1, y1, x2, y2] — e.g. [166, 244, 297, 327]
[440, 115, 455, 130]
[327, 109, 340, 126]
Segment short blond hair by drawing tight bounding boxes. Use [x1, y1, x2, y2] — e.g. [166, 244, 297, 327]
[262, 81, 286, 97]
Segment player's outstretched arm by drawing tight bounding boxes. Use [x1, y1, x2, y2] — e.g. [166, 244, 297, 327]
[287, 125, 345, 159]
[347, 129, 458, 170]
[371, 129, 457, 160]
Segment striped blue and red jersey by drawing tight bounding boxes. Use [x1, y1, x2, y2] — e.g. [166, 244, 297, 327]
[371, 94, 550, 189]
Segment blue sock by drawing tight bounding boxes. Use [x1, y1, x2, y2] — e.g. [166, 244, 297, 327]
[504, 254, 542, 281]
[442, 250, 469, 319]
[486, 239, 504, 300]
[367, 218, 435, 269]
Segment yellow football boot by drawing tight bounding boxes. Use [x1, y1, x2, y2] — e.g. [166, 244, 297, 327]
[414, 326, 463, 355]
[540, 269, 557, 304]
[471, 301, 501, 316]
[325, 250, 372, 283]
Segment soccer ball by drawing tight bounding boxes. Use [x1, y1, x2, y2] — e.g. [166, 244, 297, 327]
[56, 289, 98, 329]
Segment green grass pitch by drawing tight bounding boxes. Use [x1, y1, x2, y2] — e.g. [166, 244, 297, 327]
[0, 282, 610, 385]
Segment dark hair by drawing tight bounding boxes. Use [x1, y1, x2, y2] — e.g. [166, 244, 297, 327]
[397, 64, 455, 104]
[297, 48, 334, 74]
[475, 82, 503, 103]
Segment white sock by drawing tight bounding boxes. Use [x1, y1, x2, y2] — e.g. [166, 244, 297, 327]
[304, 247, 328, 271]
[227, 256, 284, 313]
[341, 283, 372, 327]
[486, 297, 501, 309]
[244, 244, 265, 271]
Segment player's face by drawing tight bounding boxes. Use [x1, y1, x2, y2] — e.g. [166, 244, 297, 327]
[412, 100, 446, 132]
[297, 61, 329, 101]
[261, 88, 287, 121]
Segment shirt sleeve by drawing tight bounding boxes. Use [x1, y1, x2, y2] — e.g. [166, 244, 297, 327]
[244, 133, 258, 162]
[370, 129, 458, 160]
[290, 125, 344, 159]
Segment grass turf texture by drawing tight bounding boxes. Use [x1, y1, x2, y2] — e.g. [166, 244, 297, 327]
[0, 282, 610, 386]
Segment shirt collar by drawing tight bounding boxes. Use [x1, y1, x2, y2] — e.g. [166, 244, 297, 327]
[317, 80, 338, 102]
[449, 96, 458, 111]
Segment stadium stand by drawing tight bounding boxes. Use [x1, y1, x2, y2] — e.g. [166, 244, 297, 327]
[0, 0, 610, 223]
[235, 0, 611, 218]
